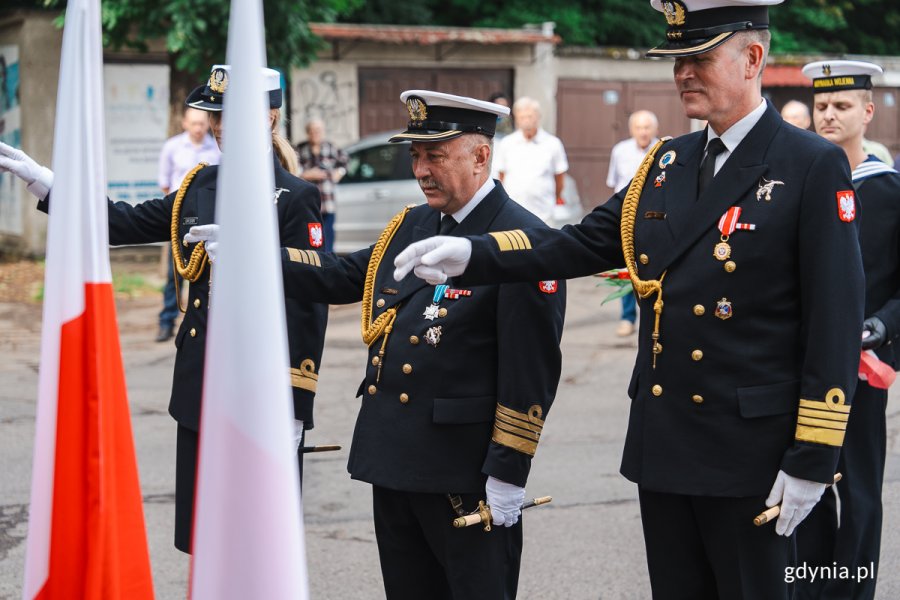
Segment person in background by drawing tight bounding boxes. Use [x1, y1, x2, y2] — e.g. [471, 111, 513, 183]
[862, 130, 893, 164]
[296, 118, 348, 253]
[489, 91, 514, 138]
[606, 109, 659, 337]
[796, 59, 900, 600]
[780, 99, 811, 130]
[155, 107, 221, 342]
[495, 97, 569, 225]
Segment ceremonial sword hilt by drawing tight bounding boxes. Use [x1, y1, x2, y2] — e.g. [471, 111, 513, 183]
[753, 473, 841, 526]
[300, 444, 342, 454]
[452, 496, 553, 532]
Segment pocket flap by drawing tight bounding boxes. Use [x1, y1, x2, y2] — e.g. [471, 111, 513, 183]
[737, 380, 799, 418]
[433, 396, 496, 424]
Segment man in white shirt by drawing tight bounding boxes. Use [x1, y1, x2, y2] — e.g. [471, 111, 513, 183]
[606, 110, 659, 336]
[495, 97, 569, 225]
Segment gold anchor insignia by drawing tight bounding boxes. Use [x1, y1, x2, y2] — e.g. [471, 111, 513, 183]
[406, 97, 427, 123]
[208, 68, 228, 94]
[663, 1, 686, 26]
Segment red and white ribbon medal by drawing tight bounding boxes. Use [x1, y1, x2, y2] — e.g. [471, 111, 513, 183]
[714, 207, 741, 261]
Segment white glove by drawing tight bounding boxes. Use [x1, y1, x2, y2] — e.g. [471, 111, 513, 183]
[293, 420, 304, 452]
[392, 236, 472, 284]
[485, 475, 526, 527]
[184, 224, 220, 263]
[0, 141, 54, 200]
[765, 470, 828, 536]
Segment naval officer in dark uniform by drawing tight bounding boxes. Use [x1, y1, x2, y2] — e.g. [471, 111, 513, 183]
[795, 59, 900, 600]
[273, 91, 564, 599]
[0, 65, 328, 553]
[394, 2, 865, 598]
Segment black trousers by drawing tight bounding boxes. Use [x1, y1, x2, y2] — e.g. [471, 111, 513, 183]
[638, 488, 795, 600]
[796, 382, 887, 600]
[174, 424, 306, 553]
[372, 485, 523, 600]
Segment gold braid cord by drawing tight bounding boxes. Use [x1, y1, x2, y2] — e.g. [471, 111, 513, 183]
[361, 206, 414, 359]
[170, 162, 210, 313]
[620, 137, 671, 368]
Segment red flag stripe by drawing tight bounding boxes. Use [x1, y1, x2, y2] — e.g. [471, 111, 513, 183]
[35, 283, 153, 599]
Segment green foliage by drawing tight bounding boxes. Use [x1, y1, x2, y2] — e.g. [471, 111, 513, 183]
[38, 0, 361, 77]
[341, 0, 900, 55]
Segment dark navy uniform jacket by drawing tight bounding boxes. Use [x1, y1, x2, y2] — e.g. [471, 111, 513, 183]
[281, 183, 566, 493]
[855, 158, 900, 370]
[38, 159, 328, 431]
[461, 104, 865, 496]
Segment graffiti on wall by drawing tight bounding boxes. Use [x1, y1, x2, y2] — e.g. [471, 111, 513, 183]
[294, 70, 356, 143]
[0, 44, 22, 235]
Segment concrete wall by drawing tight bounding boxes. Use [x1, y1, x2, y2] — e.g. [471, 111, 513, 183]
[0, 11, 62, 256]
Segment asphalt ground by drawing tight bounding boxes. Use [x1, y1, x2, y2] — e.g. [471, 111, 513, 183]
[2, 252, 900, 599]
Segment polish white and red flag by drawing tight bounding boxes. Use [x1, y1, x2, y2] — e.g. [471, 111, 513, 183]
[189, 0, 309, 598]
[22, 0, 154, 598]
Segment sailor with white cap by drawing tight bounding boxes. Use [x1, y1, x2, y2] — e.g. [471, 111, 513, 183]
[393, 2, 865, 598]
[0, 63, 328, 553]
[278, 89, 566, 599]
[795, 59, 900, 600]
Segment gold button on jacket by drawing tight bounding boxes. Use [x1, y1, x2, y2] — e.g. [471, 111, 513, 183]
[652, 385, 663, 396]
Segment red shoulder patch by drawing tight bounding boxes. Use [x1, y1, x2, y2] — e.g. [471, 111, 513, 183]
[836, 190, 856, 223]
[308, 222, 324, 247]
[538, 280, 558, 294]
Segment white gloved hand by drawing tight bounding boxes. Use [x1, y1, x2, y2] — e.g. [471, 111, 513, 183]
[765, 470, 828, 536]
[293, 420, 304, 452]
[184, 224, 220, 263]
[485, 475, 526, 527]
[392, 236, 472, 284]
[0, 141, 54, 200]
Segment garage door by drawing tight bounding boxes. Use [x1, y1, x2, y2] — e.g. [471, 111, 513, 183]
[358, 67, 514, 138]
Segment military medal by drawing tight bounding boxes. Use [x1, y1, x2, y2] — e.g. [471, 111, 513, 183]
[714, 207, 742, 261]
[424, 284, 449, 321]
[658, 150, 676, 170]
[424, 325, 442, 347]
[444, 288, 472, 300]
[715, 297, 733, 320]
[654, 172, 666, 187]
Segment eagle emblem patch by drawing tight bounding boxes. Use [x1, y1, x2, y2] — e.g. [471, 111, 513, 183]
[539, 280, 558, 294]
[836, 190, 856, 222]
[308, 222, 324, 247]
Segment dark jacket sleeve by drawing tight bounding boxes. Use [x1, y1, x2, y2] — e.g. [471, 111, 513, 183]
[278, 184, 330, 428]
[281, 246, 371, 306]
[38, 192, 174, 245]
[463, 192, 627, 286]
[482, 278, 566, 487]
[779, 145, 865, 484]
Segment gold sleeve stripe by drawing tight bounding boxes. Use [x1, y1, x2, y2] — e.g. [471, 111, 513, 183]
[492, 425, 538, 456]
[287, 248, 322, 267]
[797, 416, 847, 430]
[798, 407, 848, 423]
[795, 425, 845, 447]
[496, 403, 545, 427]
[494, 418, 541, 442]
[799, 399, 850, 414]
[290, 359, 318, 393]
[509, 229, 532, 250]
[489, 230, 532, 252]
[495, 411, 542, 436]
[794, 387, 849, 447]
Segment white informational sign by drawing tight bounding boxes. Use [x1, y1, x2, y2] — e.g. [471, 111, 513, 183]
[104, 63, 170, 204]
[0, 45, 23, 235]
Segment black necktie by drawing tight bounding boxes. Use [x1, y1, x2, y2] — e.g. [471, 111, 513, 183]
[439, 214, 457, 235]
[697, 137, 727, 197]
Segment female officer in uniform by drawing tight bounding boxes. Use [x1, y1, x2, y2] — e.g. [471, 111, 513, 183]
[0, 65, 328, 553]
